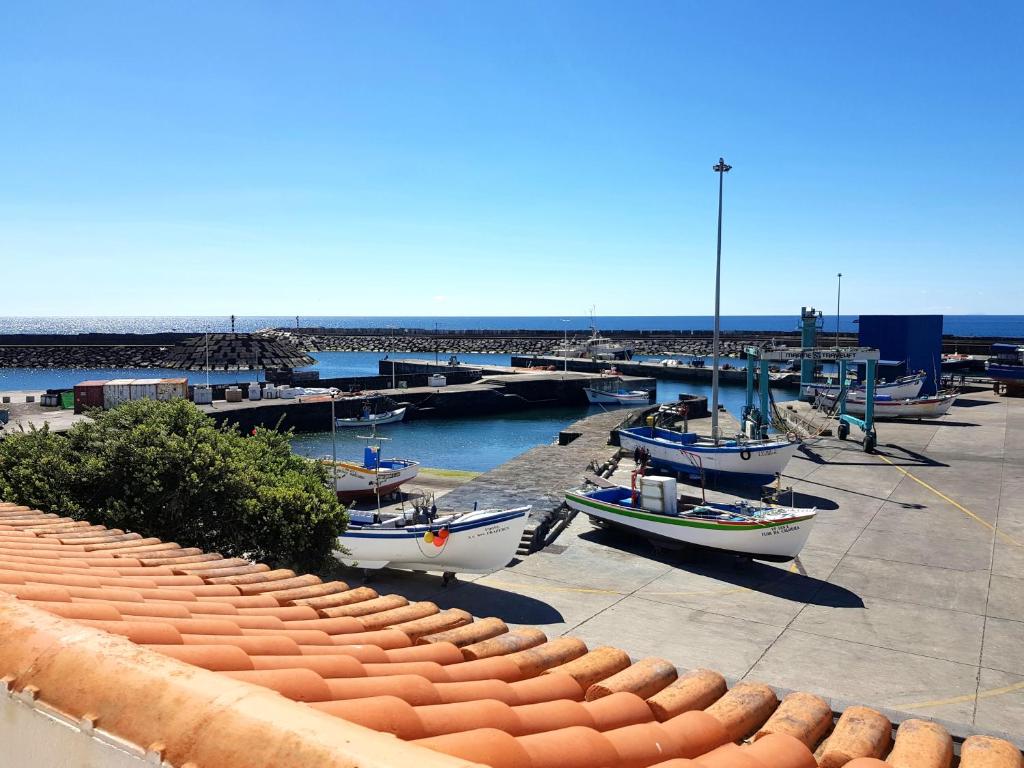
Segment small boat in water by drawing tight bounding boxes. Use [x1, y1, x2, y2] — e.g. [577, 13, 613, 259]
[335, 504, 531, 575]
[565, 476, 816, 562]
[584, 384, 652, 405]
[335, 406, 406, 428]
[617, 425, 798, 480]
[325, 445, 420, 502]
[817, 391, 957, 420]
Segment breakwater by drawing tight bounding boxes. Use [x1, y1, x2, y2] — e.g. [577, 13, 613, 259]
[0, 328, 1008, 369]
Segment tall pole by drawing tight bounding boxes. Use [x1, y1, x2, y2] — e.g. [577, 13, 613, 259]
[434, 321, 439, 366]
[711, 157, 732, 443]
[836, 273, 843, 349]
[204, 328, 210, 388]
[330, 390, 338, 492]
[561, 319, 569, 373]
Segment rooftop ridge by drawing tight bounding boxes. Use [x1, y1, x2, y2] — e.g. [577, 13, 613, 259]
[0, 501, 1020, 768]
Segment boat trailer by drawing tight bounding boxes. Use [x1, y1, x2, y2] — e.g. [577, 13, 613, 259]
[743, 345, 882, 452]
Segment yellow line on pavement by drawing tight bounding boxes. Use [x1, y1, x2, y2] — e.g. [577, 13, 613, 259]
[485, 562, 800, 599]
[876, 454, 1022, 547]
[898, 680, 1024, 710]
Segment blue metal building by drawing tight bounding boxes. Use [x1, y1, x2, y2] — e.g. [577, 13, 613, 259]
[857, 315, 943, 395]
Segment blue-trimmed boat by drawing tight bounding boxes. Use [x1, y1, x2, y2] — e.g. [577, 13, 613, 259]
[618, 425, 798, 479]
[986, 344, 1024, 385]
[335, 505, 531, 574]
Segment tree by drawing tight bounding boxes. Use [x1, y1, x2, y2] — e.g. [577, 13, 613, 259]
[0, 399, 347, 572]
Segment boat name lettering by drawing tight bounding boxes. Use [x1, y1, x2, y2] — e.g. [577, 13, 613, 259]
[761, 524, 800, 537]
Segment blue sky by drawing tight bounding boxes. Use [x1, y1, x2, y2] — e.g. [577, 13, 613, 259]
[2, 1, 1021, 317]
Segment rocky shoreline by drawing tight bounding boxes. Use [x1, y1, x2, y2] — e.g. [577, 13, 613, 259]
[0, 327, 1004, 368]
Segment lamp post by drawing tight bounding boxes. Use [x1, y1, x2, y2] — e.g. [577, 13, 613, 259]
[836, 273, 843, 350]
[710, 157, 732, 443]
[434, 322, 439, 366]
[329, 388, 338, 492]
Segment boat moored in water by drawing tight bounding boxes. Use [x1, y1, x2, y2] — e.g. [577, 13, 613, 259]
[335, 406, 406, 428]
[335, 505, 531, 575]
[584, 383, 652, 405]
[565, 476, 816, 562]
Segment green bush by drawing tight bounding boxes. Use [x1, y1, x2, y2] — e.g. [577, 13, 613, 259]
[0, 399, 347, 572]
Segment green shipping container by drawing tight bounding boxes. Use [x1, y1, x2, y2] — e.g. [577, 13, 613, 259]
[60, 391, 75, 409]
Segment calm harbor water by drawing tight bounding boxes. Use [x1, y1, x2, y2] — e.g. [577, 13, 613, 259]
[286, 354, 750, 472]
[1, 349, 750, 473]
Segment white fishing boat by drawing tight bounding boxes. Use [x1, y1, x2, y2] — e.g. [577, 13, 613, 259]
[803, 371, 925, 401]
[564, 476, 816, 562]
[553, 307, 635, 361]
[618, 425, 798, 479]
[817, 391, 957, 420]
[584, 384, 652, 405]
[335, 406, 406, 428]
[335, 505, 531, 575]
[324, 445, 420, 502]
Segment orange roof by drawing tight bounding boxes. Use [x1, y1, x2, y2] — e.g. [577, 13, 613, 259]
[0, 500, 1019, 768]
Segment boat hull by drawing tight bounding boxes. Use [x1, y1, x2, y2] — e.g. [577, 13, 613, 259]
[584, 388, 651, 405]
[335, 407, 406, 428]
[804, 374, 925, 401]
[565, 492, 815, 561]
[618, 427, 798, 479]
[823, 393, 957, 420]
[335, 507, 531, 573]
[330, 460, 420, 501]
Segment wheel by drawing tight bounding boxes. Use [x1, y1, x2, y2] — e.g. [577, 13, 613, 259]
[863, 433, 876, 453]
[442, 571, 457, 587]
[837, 421, 850, 440]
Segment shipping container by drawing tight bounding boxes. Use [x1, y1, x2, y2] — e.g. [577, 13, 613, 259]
[74, 380, 108, 414]
[103, 379, 134, 410]
[156, 378, 188, 401]
[129, 378, 163, 402]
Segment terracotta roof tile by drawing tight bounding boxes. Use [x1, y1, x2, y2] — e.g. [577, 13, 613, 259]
[0, 504, 1021, 768]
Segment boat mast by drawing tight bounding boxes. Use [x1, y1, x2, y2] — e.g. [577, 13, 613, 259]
[711, 157, 732, 443]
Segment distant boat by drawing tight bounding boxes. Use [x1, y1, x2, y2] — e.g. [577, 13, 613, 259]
[817, 391, 957, 420]
[617, 425, 798, 480]
[325, 444, 420, 502]
[335, 505, 531, 575]
[584, 385, 652, 405]
[986, 344, 1024, 385]
[335, 406, 406, 428]
[553, 307, 634, 361]
[564, 476, 815, 562]
[803, 371, 926, 401]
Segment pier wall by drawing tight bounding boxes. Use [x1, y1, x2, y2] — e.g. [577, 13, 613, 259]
[202, 372, 655, 433]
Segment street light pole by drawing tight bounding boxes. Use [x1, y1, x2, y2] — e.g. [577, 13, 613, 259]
[836, 273, 843, 349]
[711, 157, 732, 443]
[330, 389, 338, 492]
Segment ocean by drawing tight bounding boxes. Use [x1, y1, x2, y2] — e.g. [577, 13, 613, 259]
[2, 315, 1024, 337]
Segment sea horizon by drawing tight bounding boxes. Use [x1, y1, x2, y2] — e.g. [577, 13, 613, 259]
[2, 314, 1023, 338]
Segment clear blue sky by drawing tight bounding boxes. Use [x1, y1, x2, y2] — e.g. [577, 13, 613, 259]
[2, 1, 1021, 317]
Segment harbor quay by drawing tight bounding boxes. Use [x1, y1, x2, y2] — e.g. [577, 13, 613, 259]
[350, 388, 1024, 743]
[195, 370, 656, 434]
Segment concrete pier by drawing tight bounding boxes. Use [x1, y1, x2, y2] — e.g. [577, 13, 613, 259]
[334, 389, 1024, 741]
[510, 353, 801, 388]
[197, 369, 656, 433]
